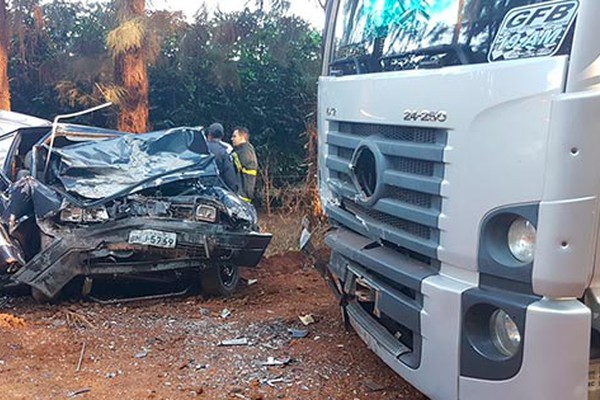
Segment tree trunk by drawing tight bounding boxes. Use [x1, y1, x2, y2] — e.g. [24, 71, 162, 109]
[305, 118, 323, 219]
[0, 0, 11, 111]
[116, 0, 148, 133]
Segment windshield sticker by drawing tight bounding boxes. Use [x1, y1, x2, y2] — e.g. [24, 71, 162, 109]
[488, 0, 579, 62]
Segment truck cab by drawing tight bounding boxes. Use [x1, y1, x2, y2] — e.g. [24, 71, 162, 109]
[318, 1, 600, 398]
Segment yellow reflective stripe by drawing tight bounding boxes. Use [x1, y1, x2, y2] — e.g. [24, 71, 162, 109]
[241, 168, 257, 176]
[232, 153, 258, 176]
[232, 153, 243, 171]
[240, 196, 252, 203]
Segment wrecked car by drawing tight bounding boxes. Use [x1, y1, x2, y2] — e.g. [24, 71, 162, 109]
[0, 112, 271, 301]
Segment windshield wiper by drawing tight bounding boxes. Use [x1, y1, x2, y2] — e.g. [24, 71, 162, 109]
[379, 44, 474, 71]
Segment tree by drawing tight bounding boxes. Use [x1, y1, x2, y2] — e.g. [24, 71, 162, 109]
[0, 0, 11, 110]
[246, 0, 290, 13]
[107, 0, 148, 133]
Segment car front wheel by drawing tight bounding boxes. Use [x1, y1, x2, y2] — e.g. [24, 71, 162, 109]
[201, 265, 240, 297]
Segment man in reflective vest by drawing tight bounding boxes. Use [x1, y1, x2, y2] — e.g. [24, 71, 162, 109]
[231, 126, 258, 203]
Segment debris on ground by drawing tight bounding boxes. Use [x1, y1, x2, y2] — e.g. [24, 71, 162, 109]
[287, 328, 308, 338]
[247, 279, 258, 286]
[218, 338, 249, 346]
[220, 308, 232, 319]
[0, 251, 427, 399]
[134, 348, 150, 358]
[260, 356, 292, 367]
[61, 310, 94, 329]
[364, 380, 386, 393]
[261, 376, 289, 387]
[66, 388, 91, 398]
[299, 314, 315, 326]
[75, 342, 86, 372]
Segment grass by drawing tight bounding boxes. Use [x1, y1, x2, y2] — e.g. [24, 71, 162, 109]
[259, 211, 329, 257]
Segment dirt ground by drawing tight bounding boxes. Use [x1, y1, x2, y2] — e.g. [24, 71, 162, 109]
[0, 251, 428, 400]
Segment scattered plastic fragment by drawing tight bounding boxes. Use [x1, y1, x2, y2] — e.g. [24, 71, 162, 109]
[299, 314, 315, 326]
[259, 376, 288, 387]
[260, 356, 291, 367]
[66, 388, 91, 398]
[220, 308, 232, 319]
[287, 328, 308, 339]
[218, 338, 249, 346]
[135, 348, 150, 359]
[247, 279, 258, 286]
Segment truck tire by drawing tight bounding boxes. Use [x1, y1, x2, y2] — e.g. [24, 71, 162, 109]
[201, 265, 240, 297]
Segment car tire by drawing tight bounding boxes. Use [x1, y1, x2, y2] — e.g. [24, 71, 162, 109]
[31, 287, 58, 303]
[201, 265, 240, 297]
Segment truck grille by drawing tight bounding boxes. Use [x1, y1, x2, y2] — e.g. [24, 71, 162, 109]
[343, 200, 432, 240]
[325, 121, 446, 265]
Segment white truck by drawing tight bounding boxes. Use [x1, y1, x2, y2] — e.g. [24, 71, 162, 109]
[317, 1, 600, 398]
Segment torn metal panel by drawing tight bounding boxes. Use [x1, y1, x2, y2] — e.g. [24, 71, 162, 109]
[0, 224, 25, 273]
[48, 127, 215, 200]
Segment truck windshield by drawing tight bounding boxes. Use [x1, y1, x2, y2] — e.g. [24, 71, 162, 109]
[330, 0, 579, 75]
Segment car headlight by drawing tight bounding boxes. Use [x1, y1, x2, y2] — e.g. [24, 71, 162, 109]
[83, 206, 109, 222]
[489, 309, 521, 357]
[60, 205, 109, 223]
[507, 218, 536, 263]
[60, 206, 83, 222]
[196, 204, 217, 222]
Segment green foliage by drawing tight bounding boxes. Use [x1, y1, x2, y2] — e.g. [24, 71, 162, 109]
[9, 0, 117, 124]
[8, 0, 322, 185]
[157, 9, 321, 184]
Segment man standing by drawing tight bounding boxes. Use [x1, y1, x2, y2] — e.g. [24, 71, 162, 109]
[231, 127, 258, 203]
[206, 123, 238, 191]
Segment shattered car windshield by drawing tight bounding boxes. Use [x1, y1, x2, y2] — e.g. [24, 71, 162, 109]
[331, 0, 578, 75]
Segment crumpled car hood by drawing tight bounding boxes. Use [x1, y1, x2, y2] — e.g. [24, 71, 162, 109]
[48, 127, 216, 200]
[52, 128, 217, 199]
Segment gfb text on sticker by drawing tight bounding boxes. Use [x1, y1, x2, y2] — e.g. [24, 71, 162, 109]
[489, 0, 579, 62]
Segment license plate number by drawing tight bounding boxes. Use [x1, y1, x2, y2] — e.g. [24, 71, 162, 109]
[128, 229, 177, 249]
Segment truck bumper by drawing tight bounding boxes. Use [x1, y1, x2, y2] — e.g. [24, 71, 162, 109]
[325, 227, 590, 400]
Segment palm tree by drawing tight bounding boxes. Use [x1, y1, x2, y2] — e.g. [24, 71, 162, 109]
[0, 0, 10, 110]
[107, 0, 148, 133]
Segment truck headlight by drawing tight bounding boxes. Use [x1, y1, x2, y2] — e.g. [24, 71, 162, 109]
[60, 206, 83, 222]
[489, 309, 521, 357]
[507, 218, 536, 263]
[83, 206, 109, 222]
[196, 204, 217, 222]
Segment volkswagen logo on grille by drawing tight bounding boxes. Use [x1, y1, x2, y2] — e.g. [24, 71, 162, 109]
[350, 143, 385, 206]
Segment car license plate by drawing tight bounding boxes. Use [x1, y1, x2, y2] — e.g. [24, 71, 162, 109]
[128, 229, 177, 249]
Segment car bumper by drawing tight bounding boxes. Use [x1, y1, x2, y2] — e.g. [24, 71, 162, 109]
[12, 217, 271, 298]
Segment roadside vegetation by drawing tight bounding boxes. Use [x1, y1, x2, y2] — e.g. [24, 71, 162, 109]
[0, 0, 323, 213]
